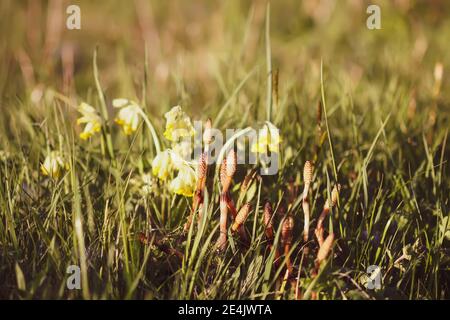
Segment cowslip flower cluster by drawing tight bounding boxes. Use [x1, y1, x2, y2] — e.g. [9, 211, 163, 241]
[76, 98, 143, 138]
[151, 106, 197, 197]
[113, 98, 142, 135]
[76, 103, 102, 140]
[163, 105, 195, 142]
[152, 150, 197, 197]
[251, 121, 282, 153]
[74, 99, 197, 197]
[40, 151, 68, 179]
[169, 162, 197, 197]
[151, 150, 172, 180]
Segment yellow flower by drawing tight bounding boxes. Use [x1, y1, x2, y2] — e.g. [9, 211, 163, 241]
[113, 98, 141, 135]
[169, 164, 197, 197]
[251, 122, 282, 153]
[77, 102, 102, 140]
[40, 151, 68, 179]
[163, 106, 195, 142]
[152, 148, 197, 197]
[151, 150, 172, 180]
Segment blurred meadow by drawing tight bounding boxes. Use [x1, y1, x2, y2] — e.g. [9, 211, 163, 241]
[0, 0, 449, 299]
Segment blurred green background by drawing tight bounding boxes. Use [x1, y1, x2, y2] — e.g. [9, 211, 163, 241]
[1, 0, 450, 113]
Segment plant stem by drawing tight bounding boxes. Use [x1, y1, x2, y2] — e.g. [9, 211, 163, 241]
[93, 47, 115, 160]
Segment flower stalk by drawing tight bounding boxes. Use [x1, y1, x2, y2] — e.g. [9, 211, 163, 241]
[93, 48, 115, 160]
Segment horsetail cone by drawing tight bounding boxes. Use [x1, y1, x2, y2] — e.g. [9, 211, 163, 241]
[220, 150, 236, 193]
[231, 203, 251, 232]
[197, 152, 208, 180]
[325, 184, 341, 209]
[316, 233, 335, 264]
[226, 150, 237, 178]
[220, 157, 227, 186]
[263, 201, 274, 240]
[281, 215, 294, 245]
[303, 161, 313, 186]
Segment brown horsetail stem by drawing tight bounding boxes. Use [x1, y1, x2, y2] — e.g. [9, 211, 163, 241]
[195, 152, 208, 227]
[315, 184, 340, 247]
[216, 193, 229, 251]
[184, 188, 202, 232]
[184, 118, 212, 233]
[309, 233, 335, 300]
[220, 157, 227, 188]
[197, 152, 208, 189]
[302, 161, 313, 242]
[184, 151, 208, 232]
[217, 150, 249, 246]
[263, 201, 281, 267]
[281, 215, 294, 276]
[226, 194, 238, 219]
